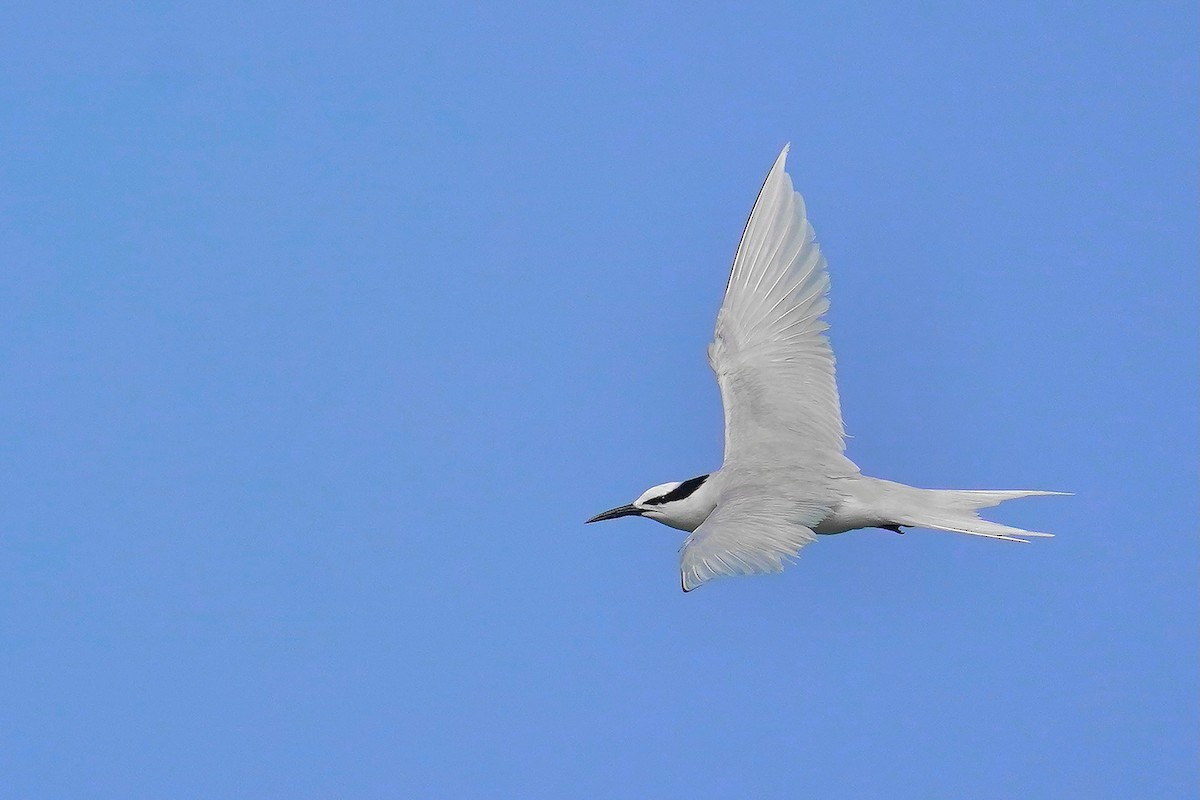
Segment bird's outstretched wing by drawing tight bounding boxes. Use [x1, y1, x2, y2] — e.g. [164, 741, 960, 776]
[709, 144, 853, 474]
[680, 492, 818, 592]
[683, 145, 857, 590]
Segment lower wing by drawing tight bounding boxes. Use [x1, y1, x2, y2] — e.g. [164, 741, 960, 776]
[680, 493, 820, 592]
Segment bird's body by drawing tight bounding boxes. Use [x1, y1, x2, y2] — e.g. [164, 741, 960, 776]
[588, 145, 1064, 591]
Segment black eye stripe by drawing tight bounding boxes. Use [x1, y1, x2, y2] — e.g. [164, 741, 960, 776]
[645, 475, 709, 506]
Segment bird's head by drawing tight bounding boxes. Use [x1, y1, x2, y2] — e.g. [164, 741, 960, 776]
[586, 474, 714, 532]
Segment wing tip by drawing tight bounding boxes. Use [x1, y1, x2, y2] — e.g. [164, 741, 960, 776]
[772, 143, 791, 173]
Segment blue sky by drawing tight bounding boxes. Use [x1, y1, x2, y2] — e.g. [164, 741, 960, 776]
[1, 2, 1196, 797]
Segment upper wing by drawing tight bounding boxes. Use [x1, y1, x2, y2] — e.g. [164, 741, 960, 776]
[679, 491, 818, 591]
[709, 144, 854, 476]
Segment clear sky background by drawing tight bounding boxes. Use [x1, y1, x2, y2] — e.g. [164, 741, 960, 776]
[2, 2, 1196, 798]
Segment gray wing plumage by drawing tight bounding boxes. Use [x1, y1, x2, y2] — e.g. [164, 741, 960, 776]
[680, 494, 818, 592]
[680, 145, 857, 590]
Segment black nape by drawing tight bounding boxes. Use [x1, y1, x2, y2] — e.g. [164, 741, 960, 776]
[645, 474, 709, 506]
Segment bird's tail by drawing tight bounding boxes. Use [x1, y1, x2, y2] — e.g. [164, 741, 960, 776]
[891, 486, 1067, 543]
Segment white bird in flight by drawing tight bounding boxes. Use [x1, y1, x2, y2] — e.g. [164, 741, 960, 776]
[588, 145, 1065, 592]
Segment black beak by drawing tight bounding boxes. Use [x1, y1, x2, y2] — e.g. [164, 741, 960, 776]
[586, 504, 643, 523]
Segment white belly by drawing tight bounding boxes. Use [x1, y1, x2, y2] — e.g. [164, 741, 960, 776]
[812, 494, 888, 535]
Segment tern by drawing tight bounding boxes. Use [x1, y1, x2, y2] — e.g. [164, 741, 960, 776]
[588, 145, 1065, 592]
